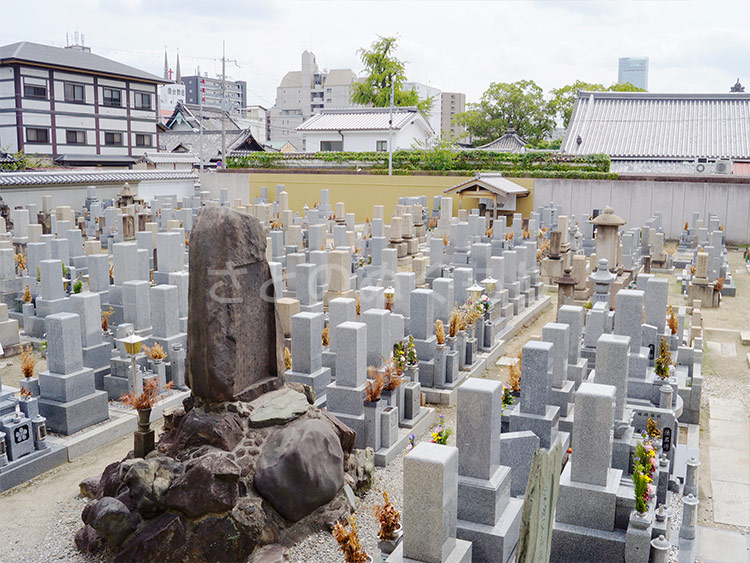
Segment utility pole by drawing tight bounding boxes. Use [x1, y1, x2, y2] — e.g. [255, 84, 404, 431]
[198, 65, 204, 172]
[221, 41, 226, 167]
[388, 76, 394, 176]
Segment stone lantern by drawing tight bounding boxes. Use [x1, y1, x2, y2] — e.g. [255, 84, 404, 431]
[589, 258, 616, 308]
[555, 267, 577, 311]
[591, 206, 626, 271]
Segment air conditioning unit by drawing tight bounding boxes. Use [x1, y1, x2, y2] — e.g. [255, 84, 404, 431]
[715, 159, 733, 174]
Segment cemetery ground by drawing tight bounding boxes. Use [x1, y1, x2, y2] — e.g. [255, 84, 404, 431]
[1, 255, 749, 562]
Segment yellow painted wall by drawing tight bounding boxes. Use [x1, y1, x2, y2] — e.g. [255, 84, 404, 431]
[242, 172, 535, 223]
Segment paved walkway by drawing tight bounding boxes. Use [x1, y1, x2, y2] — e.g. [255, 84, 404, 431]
[698, 397, 750, 563]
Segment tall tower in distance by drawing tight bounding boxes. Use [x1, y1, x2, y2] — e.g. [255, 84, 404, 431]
[618, 57, 649, 90]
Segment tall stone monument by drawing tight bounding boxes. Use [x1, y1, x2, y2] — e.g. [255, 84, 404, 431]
[187, 207, 284, 402]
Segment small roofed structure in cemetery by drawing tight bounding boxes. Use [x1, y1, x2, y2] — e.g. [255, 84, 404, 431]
[444, 172, 530, 222]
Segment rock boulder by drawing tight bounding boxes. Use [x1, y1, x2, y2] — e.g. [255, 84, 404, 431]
[254, 419, 344, 522]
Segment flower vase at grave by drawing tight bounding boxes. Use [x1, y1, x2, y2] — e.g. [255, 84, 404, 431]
[434, 343, 447, 388]
[134, 407, 155, 458]
[467, 322, 476, 341]
[377, 523, 403, 556]
[446, 335, 456, 352]
[363, 398, 383, 451]
[457, 330, 467, 371]
[405, 364, 418, 382]
[484, 320, 494, 349]
[626, 506, 653, 560]
[396, 382, 405, 424]
[20, 377, 40, 397]
[475, 316, 485, 348]
[381, 388, 396, 408]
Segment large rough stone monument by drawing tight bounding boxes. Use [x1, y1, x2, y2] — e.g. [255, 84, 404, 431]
[187, 207, 284, 401]
[74, 206, 365, 562]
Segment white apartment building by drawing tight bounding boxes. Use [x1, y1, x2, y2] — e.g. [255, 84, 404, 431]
[270, 50, 359, 148]
[403, 82, 442, 140]
[0, 41, 167, 165]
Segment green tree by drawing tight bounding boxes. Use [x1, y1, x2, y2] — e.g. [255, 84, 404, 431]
[351, 36, 432, 114]
[550, 80, 646, 128]
[0, 147, 41, 171]
[454, 80, 555, 146]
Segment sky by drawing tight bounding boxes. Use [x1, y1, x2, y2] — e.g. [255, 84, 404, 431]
[2, 0, 749, 107]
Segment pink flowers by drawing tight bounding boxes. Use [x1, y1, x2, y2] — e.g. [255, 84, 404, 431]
[647, 484, 656, 498]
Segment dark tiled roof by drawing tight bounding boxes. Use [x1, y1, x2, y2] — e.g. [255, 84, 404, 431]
[0, 41, 166, 83]
[0, 169, 196, 187]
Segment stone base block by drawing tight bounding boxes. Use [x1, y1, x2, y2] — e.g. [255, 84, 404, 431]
[325, 382, 366, 417]
[35, 297, 71, 318]
[322, 349, 336, 379]
[82, 342, 112, 372]
[399, 402, 432, 430]
[508, 404, 560, 449]
[38, 367, 96, 403]
[567, 358, 588, 389]
[414, 335, 436, 361]
[456, 496, 523, 563]
[501, 303, 514, 319]
[629, 349, 650, 379]
[627, 376, 656, 402]
[558, 404, 575, 437]
[549, 380, 575, 417]
[556, 464, 622, 531]
[458, 465, 511, 525]
[323, 289, 355, 307]
[550, 521, 626, 563]
[612, 427, 635, 474]
[148, 334, 187, 362]
[375, 407, 434, 467]
[0, 443, 68, 493]
[103, 374, 130, 400]
[417, 359, 434, 388]
[386, 539, 472, 563]
[38, 390, 109, 435]
[0, 318, 20, 348]
[285, 366, 331, 397]
[510, 296, 525, 316]
[299, 302, 324, 314]
[327, 411, 365, 449]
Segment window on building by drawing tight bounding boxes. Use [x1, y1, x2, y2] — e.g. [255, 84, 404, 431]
[65, 130, 85, 144]
[135, 133, 152, 147]
[326, 88, 332, 93]
[102, 88, 122, 107]
[26, 128, 49, 143]
[134, 92, 152, 110]
[64, 83, 85, 103]
[320, 140, 343, 152]
[104, 132, 123, 146]
[314, 73, 322, 86]
[376, 140, 388, 152]
[23, 81, 47, 99]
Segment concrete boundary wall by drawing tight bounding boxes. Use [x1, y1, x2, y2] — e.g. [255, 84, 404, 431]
[200, 170, 535, 223]
[534, 178, 750, 244]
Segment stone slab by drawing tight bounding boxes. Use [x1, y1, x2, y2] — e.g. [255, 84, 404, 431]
[37, 389, 109, 435]
[0, 443, 68, 493]
[248, 388, 310, 428]
[456, 497, 523, 563]
[697, 526, 749, 563]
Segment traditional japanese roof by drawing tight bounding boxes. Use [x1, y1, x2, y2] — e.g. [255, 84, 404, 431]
[0, 169, 196, 187]
[444, 173, 530, 197]
[160, 129, 266, 160]
[475, 129, 527, 153]
[297, 107, 432, 133]
[0, 41, 167, 84]
[136, 152, 199, 165]
[0, 151, 16, 164]
[561, 91, 750, 159]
